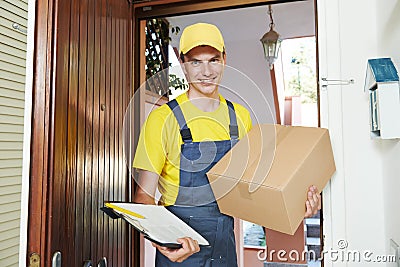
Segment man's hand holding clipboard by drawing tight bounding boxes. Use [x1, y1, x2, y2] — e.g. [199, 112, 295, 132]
[101, 202, 209, 249]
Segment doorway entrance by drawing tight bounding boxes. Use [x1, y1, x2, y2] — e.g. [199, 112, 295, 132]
[133, 1, 320, 266]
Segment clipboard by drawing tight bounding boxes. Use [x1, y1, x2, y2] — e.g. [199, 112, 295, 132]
[101, 202, 209, 249]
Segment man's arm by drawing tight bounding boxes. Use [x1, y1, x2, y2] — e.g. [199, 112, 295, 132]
[133, 170, 159, 204]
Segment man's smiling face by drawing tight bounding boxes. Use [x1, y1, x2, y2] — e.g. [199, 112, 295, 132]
[182, 45, 226, 98]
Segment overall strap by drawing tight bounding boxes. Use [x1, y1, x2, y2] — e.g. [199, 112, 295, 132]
[226, 100, 239, 140]
[166, 99, 193, 142]
[167, 99, 239, 142]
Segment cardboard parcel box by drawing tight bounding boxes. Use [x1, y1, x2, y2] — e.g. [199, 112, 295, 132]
[207, 124, 336, 235]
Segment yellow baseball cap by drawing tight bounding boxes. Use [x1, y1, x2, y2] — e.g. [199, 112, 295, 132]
[179, 23, 225, 54]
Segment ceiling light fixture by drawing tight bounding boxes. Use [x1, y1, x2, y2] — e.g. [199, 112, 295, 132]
[260, 5, 282, 70]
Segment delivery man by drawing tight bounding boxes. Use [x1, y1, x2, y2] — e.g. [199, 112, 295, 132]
[133, 22, 321, 266]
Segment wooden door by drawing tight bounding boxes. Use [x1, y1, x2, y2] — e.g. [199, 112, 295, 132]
[28, 0, 136, 266]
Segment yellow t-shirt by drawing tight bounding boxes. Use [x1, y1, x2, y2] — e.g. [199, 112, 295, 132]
[133, 93, 252, 205]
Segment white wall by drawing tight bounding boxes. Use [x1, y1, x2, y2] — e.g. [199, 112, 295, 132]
[375, 0, 400, 259]
[220, 39, 276, 124]
[318, 0, 400, 265]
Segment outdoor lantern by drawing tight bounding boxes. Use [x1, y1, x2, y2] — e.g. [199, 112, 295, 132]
[260, 5, 282, 69]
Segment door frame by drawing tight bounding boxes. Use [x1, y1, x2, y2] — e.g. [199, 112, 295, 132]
[26, 0, 57, 265]
[19, 0, 37, 265]
[26, 0, 320, 266]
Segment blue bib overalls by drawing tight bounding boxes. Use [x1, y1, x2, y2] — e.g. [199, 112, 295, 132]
[155, 99, 239, 267]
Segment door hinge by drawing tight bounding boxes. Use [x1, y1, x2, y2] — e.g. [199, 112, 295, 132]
[29, 253, 40, 267]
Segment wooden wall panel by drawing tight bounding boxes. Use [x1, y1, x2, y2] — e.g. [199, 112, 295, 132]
[98, 0, 107, 262]
[53, 0, 133, 265]
[75, 0, 89, 265]
[28, 0, 134, 266]
[104, 0, 112, 262]
[28, 0, 54, 263]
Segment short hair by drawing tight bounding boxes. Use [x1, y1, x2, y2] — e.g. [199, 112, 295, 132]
[179, 47, 226, 62]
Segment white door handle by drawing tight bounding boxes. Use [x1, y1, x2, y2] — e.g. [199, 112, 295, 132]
[320, 77, 354, 88]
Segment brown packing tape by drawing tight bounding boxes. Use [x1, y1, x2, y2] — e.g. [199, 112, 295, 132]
[237, 181, 253, 200]
[244, 125, 277, 192]
[247, 125, 292, 192]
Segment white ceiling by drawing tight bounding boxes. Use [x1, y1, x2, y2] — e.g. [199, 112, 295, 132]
[167, 0, 315, 48]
